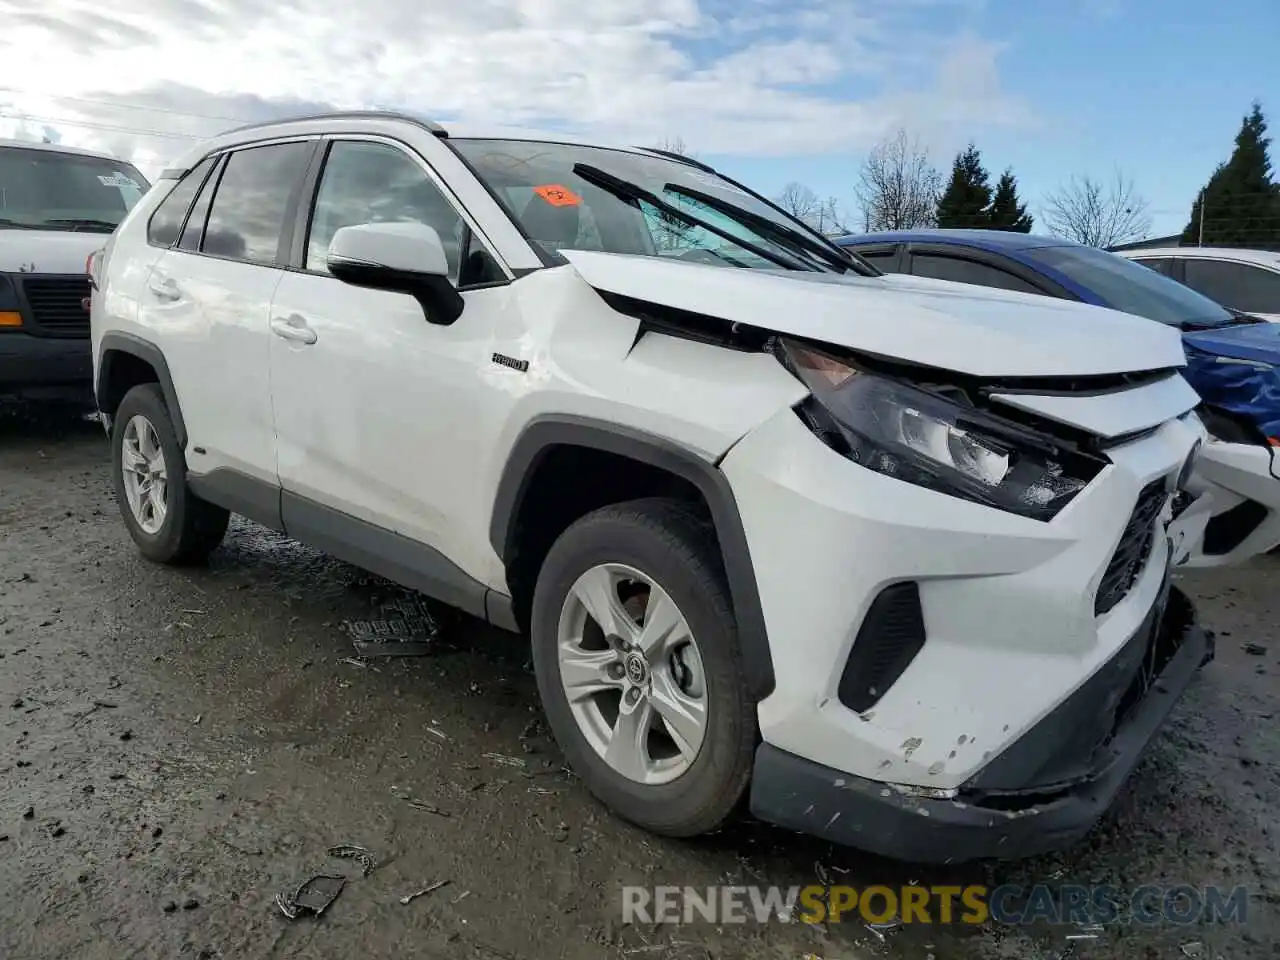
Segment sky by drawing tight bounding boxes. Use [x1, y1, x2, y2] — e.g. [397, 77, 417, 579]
[0, 0, 1276, 239]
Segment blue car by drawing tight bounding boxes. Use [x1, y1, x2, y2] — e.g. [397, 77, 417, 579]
[837, 229, 1280, 566]
[836, 230, 1280, 447]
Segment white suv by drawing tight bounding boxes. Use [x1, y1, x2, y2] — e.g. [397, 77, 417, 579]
[91, 111, 1212, 863]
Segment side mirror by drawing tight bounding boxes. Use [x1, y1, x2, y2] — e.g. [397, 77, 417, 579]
[326, 221, 465, 325]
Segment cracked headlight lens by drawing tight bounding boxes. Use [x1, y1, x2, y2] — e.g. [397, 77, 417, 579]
[779, 339, 1105, 521]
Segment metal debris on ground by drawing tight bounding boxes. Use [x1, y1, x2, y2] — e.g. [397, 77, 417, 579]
[451, 889, 471, 905]
[275, 875, 347, 920]
[327, 844, 378, 876]
[345, 595, 441, 657]
[337, 657, 369, 668]
[483, 752, 526, 768]
[399, 879, 450, 905]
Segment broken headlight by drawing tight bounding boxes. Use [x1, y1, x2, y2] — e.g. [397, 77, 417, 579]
[779, 339, 1103, 521]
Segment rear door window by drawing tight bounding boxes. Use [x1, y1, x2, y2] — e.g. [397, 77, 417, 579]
[202, 142, 312, 265]
[909, 253, 1044, 294]
[1183, 259, 1280, 315]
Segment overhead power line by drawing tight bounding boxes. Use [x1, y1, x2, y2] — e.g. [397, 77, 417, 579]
[0, 111, 205, 140]
[0, 87, 256, 126]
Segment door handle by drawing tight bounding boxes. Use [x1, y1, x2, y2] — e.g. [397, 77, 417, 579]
[147, 275, 181, 302]
[271, 314, 318, 345]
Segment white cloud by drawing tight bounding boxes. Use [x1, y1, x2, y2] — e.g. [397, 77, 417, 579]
[0, 0, 1027, 174]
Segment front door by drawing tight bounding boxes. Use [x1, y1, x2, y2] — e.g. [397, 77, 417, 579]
[267, 136, 514, 587]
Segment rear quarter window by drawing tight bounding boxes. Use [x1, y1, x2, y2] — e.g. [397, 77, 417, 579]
[147, 157, 216, 248]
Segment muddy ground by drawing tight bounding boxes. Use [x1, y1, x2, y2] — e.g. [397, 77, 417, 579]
[0, 405, 1275, 960]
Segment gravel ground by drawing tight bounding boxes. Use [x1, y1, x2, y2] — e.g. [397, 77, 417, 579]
[1, 406, 1276, 960]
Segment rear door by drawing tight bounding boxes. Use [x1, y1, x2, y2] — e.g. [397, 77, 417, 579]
[138, 138, 317, 488]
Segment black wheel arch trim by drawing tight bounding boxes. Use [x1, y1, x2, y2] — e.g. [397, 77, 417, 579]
[489, 414, 775, 699]
[96, 331, 187, 447]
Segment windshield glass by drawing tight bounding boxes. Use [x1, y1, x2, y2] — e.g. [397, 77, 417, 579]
[449, 138, 853, 272]
[1022, 244, 1236, 329]
[0, 145, 150, 232]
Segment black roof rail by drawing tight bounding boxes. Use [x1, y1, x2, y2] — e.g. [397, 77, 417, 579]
[222, 110, 448, 138]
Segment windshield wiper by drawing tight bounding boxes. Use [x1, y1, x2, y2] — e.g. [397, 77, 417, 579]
[1227, 309, 1268, 325]
[43, 218, 119, 232]
[663, 183, 864, 275]
[571, 163, 817, 273]
[0, 217, 37, 229]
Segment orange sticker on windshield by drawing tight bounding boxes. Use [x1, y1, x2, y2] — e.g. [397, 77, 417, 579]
[533, 184, 582, 207]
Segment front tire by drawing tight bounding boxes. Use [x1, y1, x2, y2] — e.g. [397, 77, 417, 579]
[110, 384, 229, 565]
[530, 498, 756, 838]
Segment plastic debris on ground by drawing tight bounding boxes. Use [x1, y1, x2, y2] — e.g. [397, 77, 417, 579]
[344, 595, 441, 657]
[327, 844, 378, 876]
[275, 875, 347, 920]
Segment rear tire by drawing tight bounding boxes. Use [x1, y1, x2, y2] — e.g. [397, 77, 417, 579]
[110, 383, 229, 565]
[530, 498, 756, 838]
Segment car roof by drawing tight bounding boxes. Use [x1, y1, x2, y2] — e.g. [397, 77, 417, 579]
[839, 227, 1080, 252]
[0, 137, 126, 162]
[834, 228, 1074, 253]
[1119, 246, 1280, 269]
[161, 110, 681, 178]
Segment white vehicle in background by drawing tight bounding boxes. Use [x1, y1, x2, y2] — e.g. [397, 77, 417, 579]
[1120, 246, 1280, 323]
[91, 111, 1211, 863]
[0, 139, 149, 407]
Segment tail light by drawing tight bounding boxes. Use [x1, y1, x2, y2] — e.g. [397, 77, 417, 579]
[86, 248, 103, 290]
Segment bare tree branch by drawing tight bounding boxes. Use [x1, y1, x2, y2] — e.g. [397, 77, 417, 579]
[855, 129, 942, 232]
[653, 135, 696, 160]
[1041, 170, 1152, 248]
[647, 135, 699, 250]
[775, 182, 850, 235]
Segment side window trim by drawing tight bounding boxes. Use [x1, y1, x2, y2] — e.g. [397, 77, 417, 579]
[296, 133, 514, 286]
[184, 135, 319, 268]
[850, 243, 903, 271]
[146, 156, 217, 250]
[904, 244, 1064, 298]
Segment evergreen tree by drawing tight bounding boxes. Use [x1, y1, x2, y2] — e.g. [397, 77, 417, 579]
[1182, 101, 1280, 248]
[988, 169, 1034, 232]
[936, 144, 992, 228]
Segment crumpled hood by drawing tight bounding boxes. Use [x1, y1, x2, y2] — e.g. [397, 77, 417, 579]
[561, 250, 1186, 378]
[1182, 322, 1280, 365]
[1184, 342, 1280, 440]
[0, 229, 105, 275]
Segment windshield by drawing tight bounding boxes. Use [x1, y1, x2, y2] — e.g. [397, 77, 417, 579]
[0, 145, 150, 233]
[449, 138, 859, 273]
[1022, 244, 1236, 329]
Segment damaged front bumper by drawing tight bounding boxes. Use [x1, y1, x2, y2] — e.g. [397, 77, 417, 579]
[748, 584, 1212, 864]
